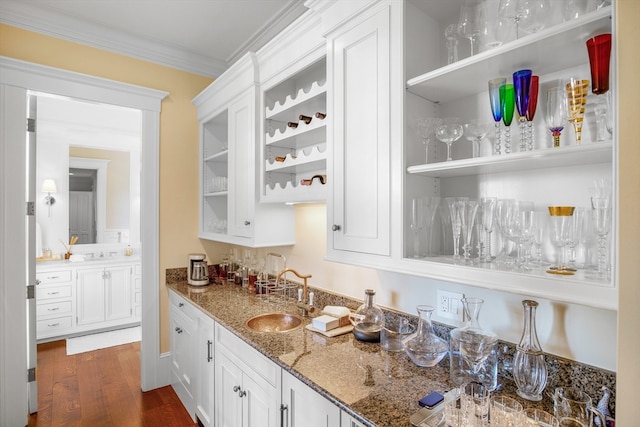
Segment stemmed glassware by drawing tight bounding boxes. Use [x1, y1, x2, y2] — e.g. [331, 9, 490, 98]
[423, 197, 441, 257]
[444, 24, 459, 65]
[565, 78, 589, 145]
[458, 0, 485, 56]
[565, 208, 585, 270]
[446, 197, 468, 261]
[436, 120, 464, 162]
[501, 200, 536, 268]
[488, 78, 506, 155]
[513, 69, 532, 152]
[464, 120, 491, 158]
[500, 83, 516, 154]
[545, 87, 567, 148]
[530, 211, 547, 267]
[547, 206, 576, 274]
[415, 117, 443, 164]
[479, 197, 497, 263]
[498, 0, 551, 39]
[525, 75, 540, 151]
[586, 33, 612, 142]
[591, 196, 612, 278]
[410, 198, 425, 259]
[460, 200, 480, 264]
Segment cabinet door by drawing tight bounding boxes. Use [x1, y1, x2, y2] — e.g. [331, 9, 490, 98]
[341, 410, 367, 427]
[170, 304, 197, 418]
[228, 89, 255, 239]
[196, 315, 215, 427]
[215, 350, 244, 427]
[104, 265, 132, 321]
[76, 268, 105, 325]
[329, 4, 391, 256]
[243, 371, 279, 427]
[282, 370, 340, 427]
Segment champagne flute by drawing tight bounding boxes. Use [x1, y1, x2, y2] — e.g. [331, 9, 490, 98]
[591, 197, 611, 278]
[525, 75, 540, 151]
[445, 24, 459, 65]
[587, 33, 612, 142]
[458, 0, 485, 56]
[500, 83, 516, 154]
[436, 122, 464, 162]
[489, 78, 507, 155]
[545, 87, 567, 148]
[410, 198, 425, 259]
[513, 69, 532, 152]
[565, 78, 589, 145]
[446, 197, 468, 261]
[460, 200, 480, 264]
[480, 197, 497, 262]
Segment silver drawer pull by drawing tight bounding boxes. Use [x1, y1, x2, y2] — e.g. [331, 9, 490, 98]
[175, 327, 183, 334]
[47, 291, 60, 295]
[178, 302, 184, 307]
[47, 323, 60, 327]
[47, 275, 60, 279]
[47, 307, 60, 311]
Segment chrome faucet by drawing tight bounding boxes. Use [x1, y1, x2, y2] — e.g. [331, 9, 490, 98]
[275, 268, 315, 317]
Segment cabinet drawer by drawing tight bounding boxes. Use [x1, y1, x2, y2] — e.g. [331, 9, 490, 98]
[215, 322, 279, 388]
[36, 270, 72, 285]
[37, 316, 72, 332]
[37, 285, 72, 301]
[37, 301, 72, 317]
[168, 290, 198, 319]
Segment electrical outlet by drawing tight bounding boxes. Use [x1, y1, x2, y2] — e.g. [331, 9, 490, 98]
[436, 290, 464, 322]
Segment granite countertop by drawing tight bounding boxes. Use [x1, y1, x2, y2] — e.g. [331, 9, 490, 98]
[167, 280, 557, 427]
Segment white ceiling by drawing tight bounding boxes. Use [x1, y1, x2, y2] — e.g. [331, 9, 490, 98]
[0, 0, 308, 78]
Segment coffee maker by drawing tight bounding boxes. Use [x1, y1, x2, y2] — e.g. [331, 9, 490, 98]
[188, 253, 209, 286]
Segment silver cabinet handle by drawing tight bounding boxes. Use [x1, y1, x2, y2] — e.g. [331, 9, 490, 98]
[47, 323, 60, 327]
[47, 307, 59, 311]
[233, 385, 246, 397]
[175, 327, 183, 334]
[36, 279, 41, 285]
[47, 291, 60, 295]
[47, 275, 60, 280]
[178, 302, 184, 307]
[244, 220, 251, 226]
[207, 340, 213, 362]
[332, 224, 341, 231]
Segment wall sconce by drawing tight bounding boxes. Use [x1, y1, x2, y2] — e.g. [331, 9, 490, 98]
[41, 178, 57, 217]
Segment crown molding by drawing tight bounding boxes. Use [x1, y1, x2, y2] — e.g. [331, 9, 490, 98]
[0, 0, 307, 78]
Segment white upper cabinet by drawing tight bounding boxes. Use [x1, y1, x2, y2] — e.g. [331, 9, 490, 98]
[257, 10, 328, 203]
[194, 53, 295, 247]
[320, 0, 402, 260]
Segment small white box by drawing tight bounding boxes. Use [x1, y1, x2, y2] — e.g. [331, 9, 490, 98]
[312, 314, 340, 332]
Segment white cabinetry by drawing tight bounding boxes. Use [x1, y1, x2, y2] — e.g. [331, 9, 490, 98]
[282, 370, 340, 427]
[194, 52, 295, 247]
[35, 268, 74, 339]
[257, 10, 328, 203]
[76, 264, 133, 325]
[341, 411, 367, 427]
[132, 263, 141, 320]
[323, 1, 401, 259]
[169, 291, 197, 421]
[214, 322, 281, 427]
[195, 312, 215, 427]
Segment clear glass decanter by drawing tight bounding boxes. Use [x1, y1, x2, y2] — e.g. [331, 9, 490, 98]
[404, 305, 448, 367]
[352, 289, 385, 342]
[449, 297, 498, 390]
[513, 299, 547, 401]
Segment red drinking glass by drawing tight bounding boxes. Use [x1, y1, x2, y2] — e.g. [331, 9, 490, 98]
[526, 76, 540, 122]
[586, 34, 612, 95]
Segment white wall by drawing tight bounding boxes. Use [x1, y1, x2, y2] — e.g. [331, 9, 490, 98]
[244, 203, 616, 371]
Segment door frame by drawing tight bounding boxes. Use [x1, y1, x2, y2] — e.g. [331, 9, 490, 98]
[0, 56, 167, 425]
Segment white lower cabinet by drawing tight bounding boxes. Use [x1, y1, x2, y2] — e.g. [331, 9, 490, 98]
[341, 411, 367, 427]
[169, 292, 197, 421]
[195, 312, 215, 427]
[282, 370, 340, 427]
[215, 323, 281, 427]
[76, 265, 133, 325]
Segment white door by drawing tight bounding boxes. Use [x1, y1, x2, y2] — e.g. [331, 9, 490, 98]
[76, 268, 106, 325]
[215, 351, 243, 427]
[0, 84, 29, 425]
[282, 370, 340, 427]
[69, 190, 95, 244]
[244, 370, 279, 427]
[105, 265, 132, 321]
[196, 315, 215, 427]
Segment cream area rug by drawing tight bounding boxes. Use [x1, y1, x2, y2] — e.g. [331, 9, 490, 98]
[66, 326, 141, 355]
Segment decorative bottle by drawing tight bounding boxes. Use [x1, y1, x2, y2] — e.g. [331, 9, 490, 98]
[449, 297, 498, 390]
[352, 289, 385, 342]
[513, 299, 547, 401]
[404, 305, 448, 367]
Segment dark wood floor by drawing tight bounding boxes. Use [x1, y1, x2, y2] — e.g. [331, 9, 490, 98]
[28, 339, 197, 427]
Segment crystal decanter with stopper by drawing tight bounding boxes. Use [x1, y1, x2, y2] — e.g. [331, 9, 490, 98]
[513, 299, 547, 401]
[449, 297, 498, 390]
[351, 289, 385, 342]
[404, 305, 448, 367]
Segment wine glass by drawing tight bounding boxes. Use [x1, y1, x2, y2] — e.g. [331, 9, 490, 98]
[565, 208, 585, 270]
[591, 197, 611, 278]
[545, 87, 567, 148]
[479, 197, 497, 262]
[500, 83, 515, 154]
[446, 197, 468, 261]
[501, 200, 535, 268]
[565, 78, 589, 145]
[525, 75, 540, 151]
[458, 0, 485, 56]
[547, 206, 576, 274]
[415, 117, 443, 164]
[436, 122, 464, 161]
[459, 200, 480, 264]
[495, 198, 517, 266]
[410, 198, 425, 259]
[464, 120, 491, 158]
[444, 24, 459, 65]
[513, 69, 532, 152]
[488, 78, 506, 155]
[530, 211, 547, 268]
[499, 0, 550, 39]
[564, 0, 598, 21]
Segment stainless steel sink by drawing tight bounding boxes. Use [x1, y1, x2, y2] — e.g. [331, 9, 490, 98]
[246, 313, 303, 333]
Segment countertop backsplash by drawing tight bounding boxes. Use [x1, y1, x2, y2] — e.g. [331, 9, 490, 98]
[166, 267, 616, 418]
